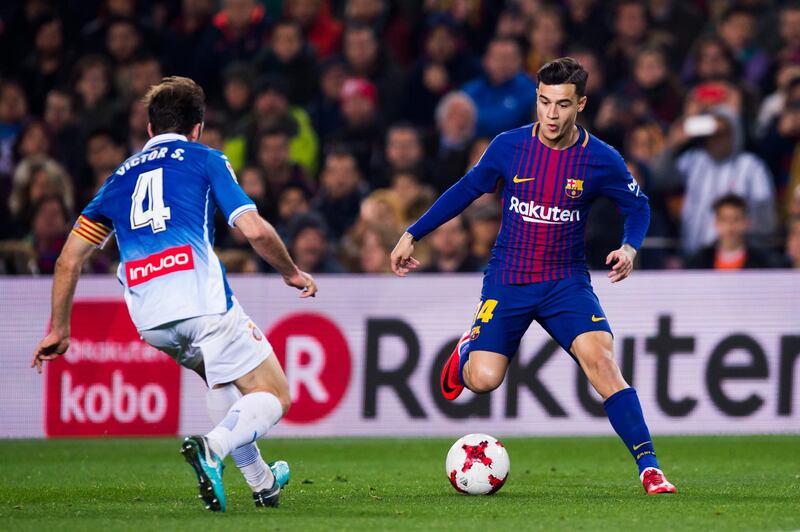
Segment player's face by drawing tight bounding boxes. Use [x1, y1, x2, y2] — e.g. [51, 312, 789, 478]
[536, 83, 586, 144]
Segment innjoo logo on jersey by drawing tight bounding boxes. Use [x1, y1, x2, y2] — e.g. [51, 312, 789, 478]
[508, 196, 581, 224]
[125, 244, 194, 287]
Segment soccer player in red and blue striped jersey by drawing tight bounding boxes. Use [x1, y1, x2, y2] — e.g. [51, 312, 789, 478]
[391, 58, 675, 495]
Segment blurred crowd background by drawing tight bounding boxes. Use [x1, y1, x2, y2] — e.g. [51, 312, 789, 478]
[1, 0, 799, 275]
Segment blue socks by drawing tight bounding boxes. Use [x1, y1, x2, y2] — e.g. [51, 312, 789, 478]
[603, 387, 659, 474]
[457, 338, 470, 385]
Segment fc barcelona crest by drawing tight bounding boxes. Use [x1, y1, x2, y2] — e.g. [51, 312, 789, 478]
[565, 178, 584, 198]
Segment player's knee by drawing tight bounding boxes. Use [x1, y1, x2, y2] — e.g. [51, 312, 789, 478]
[468, 367, 504, 394]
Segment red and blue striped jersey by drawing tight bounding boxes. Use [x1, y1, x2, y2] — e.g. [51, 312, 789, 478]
[408, 123, 650, 284]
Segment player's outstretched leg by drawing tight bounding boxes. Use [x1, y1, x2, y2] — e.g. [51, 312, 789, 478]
[440, 331, 471, 400]
[207, 385, 290, 502]
[572, 332, 676, 494]
[198, 356, 290, 509]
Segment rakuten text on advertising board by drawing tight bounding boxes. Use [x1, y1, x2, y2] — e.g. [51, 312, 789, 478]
[45, 301, 180, 437]
[204, 273, 799, 437]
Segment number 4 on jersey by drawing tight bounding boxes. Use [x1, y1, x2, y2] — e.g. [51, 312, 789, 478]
[130, 168, 171, 233]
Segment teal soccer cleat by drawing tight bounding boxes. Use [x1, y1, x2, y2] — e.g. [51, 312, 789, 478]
[180, 436, 227, 512]
[269, 460, 290, 489]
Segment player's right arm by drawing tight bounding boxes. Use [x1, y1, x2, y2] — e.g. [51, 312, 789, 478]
[234, 210, 317, 297]
[391, 134, 509, 276]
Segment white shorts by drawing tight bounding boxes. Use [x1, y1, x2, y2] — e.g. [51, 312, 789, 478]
[139, 298, 272, 387]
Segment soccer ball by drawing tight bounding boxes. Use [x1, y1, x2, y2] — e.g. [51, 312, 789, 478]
[445, 433, 510, 495]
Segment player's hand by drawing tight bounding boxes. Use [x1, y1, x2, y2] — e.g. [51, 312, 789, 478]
[606, 244, 637, 283]
[31, 331, 70, 374]
[284, 270, 318, 298]
[390, 232, 420, 277]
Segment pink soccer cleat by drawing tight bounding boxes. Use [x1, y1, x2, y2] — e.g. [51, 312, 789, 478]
[641, 467, 677, 494]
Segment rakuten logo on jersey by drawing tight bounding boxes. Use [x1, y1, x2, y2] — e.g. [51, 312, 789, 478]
[45, 301, 180, 437]
[508, 196, 581, 224]
[267, 313, 351, 423]
[125, 244, 194, 287]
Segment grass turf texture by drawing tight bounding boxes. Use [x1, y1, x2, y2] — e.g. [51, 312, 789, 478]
[1, 436, 798, 531]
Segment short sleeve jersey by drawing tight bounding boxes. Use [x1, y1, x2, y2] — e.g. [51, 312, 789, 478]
[74, 133, 256, 330]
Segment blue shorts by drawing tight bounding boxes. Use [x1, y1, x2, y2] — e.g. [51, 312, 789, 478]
[467, 272, 612, 358]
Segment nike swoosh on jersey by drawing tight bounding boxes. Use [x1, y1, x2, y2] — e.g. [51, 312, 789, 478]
[512, 175, 536, 183]
[591, 315, 606, 322]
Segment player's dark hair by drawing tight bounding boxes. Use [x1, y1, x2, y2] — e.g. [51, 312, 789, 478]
[537, 57, 588, 96]
[712, 193, 747, 214]
[143, 76, 205, 135]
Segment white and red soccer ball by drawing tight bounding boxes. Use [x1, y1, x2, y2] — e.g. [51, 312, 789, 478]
[445, 433, 510, 495]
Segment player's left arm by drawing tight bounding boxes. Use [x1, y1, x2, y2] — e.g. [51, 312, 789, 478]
[599, 152, 651, 283]
[31, 233, 96, 373]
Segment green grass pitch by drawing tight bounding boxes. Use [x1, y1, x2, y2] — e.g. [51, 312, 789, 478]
[1, 435, 798, 531]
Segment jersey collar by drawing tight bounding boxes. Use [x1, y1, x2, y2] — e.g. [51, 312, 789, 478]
[143, 133, 188, 151]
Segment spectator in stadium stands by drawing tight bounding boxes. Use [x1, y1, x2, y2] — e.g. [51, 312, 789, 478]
[495, 3, 528, 43]
[13, 121, 54, 164]
[284, 0, 342, 60]
[567, 48, 607, 129]
[246, 76, 319, 177]
[217, 63, 255, 167]
[254, 127, 315, 216]
[464, 201, 501, 269]
[657, 105, 776, 256]
[357, 224, 399, 273]
[275, 183, 312, 241]
[344, 0, 412, 66]
[462, 37, 536, 138]
[777, 2, 800, 67]
[563, 0, 611, 52]
[8, 156, 73, 239]
[758, 76, 800, 215]
[105, 18, 146, 97]
[17, 15, 72, 116]
[429, 91, 477, 193]
[784, 215, 800, 268]
[43, 88, 83, 178]
[422, 214, 481, 273]
[389, 170, 435, 226]
[311, 148, 367, 242]
[307, 57, 347, 143]
[72, 55, 119, 133]
[525, 6, 565, 76]
[254, 19, 319, 106]
[621, 46, 684, 127]
[210, 0, 271, 64]
[127, 54, 163, 101]
[377, 123, 429, 191]
[237, 165, 272, 221]
[0, 80, 28, 177]
[127, 99, 149, 153]
[401, 13, 481, 128]
[755, 64, 800, 140]
[286, 212, 344, 273]
[329, 77, 383, 185]
[82, 128, 127, 201]
[605, 0, 672, 86]
[160, 0, 219, 95]
[717, 5, 770, 89]
[686, 194, 778, 269]
[200, 121, 226, 152]
[340, 188, 404, 272]
[467, 137, 491, 169]
[646, 0, 704, 66]
[26, 194, 71, 274]
[342, 23, 406, 122]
